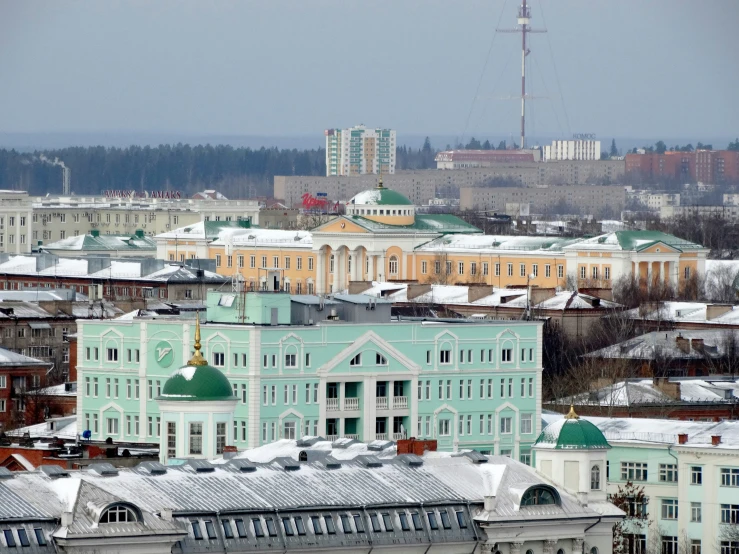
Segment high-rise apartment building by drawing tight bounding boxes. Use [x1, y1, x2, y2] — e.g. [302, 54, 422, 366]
[325, 125, 396, 176]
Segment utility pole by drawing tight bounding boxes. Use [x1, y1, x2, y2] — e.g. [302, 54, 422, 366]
[497, 0, 546, 150]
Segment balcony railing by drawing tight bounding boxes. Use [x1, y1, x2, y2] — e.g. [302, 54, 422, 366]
[392, 433, 406, 441]
[344, 397, 359, 411]
[326, 398, 339, 411]
[345, 434, 359, 440]
[376, 433, 388, 440]
[376, 397, 388, 410]
[392, 396, 408, 410]
[326, 435, 338, 441]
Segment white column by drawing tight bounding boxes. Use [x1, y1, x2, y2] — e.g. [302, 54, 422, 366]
[662, 261, 668, 287]
[670, 260, 679, 289]
[318, 376, 327, 437]
[647, 261, 652, 285]
[363, 377, 373, 441]
[378, 253, 386, 282]
[316, 249, 326, 295]
[340, 382, 346, 411]
[368, 254, 376, 282]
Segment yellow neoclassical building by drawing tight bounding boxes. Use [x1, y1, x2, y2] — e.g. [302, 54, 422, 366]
[155, 183, 708, 295]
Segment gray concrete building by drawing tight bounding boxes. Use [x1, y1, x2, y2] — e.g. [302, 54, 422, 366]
[460, 185, 627, 215]
[274, 160, 625, 207]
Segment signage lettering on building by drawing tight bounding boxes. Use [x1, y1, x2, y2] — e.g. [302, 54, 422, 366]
[104, 190, 182, 199]
[572, 133, 596, 140]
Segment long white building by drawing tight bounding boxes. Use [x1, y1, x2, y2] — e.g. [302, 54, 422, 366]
[543, 140, 601, 162]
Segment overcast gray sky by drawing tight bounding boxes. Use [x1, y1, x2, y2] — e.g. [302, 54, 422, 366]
[1, 0, 737, 145]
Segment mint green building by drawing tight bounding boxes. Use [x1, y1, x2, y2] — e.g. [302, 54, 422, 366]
[77, 290, 543, 461]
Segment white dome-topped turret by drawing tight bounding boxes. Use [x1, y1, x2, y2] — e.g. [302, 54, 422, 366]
[346, 179, 415, 225]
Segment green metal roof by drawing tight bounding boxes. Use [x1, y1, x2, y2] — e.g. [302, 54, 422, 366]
[534, 416, 611, 450]
[43, 232, 156, 252]
[158, 364, 235, 402]
[346, 214, 481, 235]
[349, 187, 414, 206]
[613, 230, 704, 252]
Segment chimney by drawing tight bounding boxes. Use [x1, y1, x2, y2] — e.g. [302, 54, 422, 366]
[653, 376, 681, 400]
[675, 335, 690, 354]
[160, 508, 173, 521]
[407, 283, 431, 300]
[396, 438, 437, 456]
[691, 338, 704, 352]
[530, 287, 556, 306]
[712, 435, 722, 446]
[467, 285, 495, 303]
[579, 288, 614, 302]
[61, 512, 74, 526]
[707, 304, 733, 320]
[348, 281, 372, 294]
[678, 433, 688, 444]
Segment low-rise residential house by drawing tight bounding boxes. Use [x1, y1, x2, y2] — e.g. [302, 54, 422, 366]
[546, 376, 739, 420]
[0, 348, 52, 429]
[353, 281, 624, 339]
[40, 229, 157, 258]
[0, 253, 229, 302]
[584, 329, 739, 377]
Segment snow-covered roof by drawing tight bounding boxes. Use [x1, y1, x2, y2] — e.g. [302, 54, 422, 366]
[586, 329, 736, 360]
[543, 413, 739, 450]
[561, 377, 739, 407]
[416, 234, 576, 255]
[0, 347, 49, 367]
[0, 255, 227, 283]
[625, 301, 739, 326]
[358, 282, 621, 311]
[211, 228, 312, 248]
[41, 233, 156, 253]
[7, 416, 77, 440]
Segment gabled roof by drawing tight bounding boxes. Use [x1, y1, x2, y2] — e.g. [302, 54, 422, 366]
[42, 233, 156, 252]
[320, 214, 481, 235]
[564, 230, 706, 253]
[0, 347, 49, 368]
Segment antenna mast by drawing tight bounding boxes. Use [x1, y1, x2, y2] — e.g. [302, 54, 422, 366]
[497, 0, 546, 150]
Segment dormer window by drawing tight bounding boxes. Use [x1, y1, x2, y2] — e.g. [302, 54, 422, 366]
[100, 504, 139, 523]
[521, 485, 560, 506]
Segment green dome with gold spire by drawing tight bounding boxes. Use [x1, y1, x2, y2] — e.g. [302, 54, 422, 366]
[534, 406, 611, 450]
[158, 315, 235, 402]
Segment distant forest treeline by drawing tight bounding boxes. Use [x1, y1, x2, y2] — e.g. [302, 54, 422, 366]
[0, 140, 439, 199]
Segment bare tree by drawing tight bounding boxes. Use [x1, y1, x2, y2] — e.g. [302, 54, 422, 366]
[705, 263, 739, 302]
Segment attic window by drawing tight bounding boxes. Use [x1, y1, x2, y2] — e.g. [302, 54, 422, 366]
[376, 353, 387, 365]
[100, 505, 139, 524]
[521, 485, 560, 506]
[349, 354, 361, 366]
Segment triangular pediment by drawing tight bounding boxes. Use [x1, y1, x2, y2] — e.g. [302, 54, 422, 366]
[312, 216, 369, 234]
[637, 241, 680, 254]
[318, 331, 420, 376]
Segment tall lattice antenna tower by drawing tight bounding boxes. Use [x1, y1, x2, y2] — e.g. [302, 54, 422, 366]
[496, 0, 546, 149]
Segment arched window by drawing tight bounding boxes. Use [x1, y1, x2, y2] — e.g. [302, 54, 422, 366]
[298, 451, 308, 462]
[591, 464, 601, 490]
[389, 256, 398, 275]
[526, 550, 535, 554]
[520, 485, 560, 506]
[100, 504, 139, 524]
[590, 548, 599, 554]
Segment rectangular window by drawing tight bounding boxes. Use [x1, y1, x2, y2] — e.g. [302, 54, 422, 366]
[520, 413, 532, 434]
[520, 263, 526, 277]
[507, 263, 513, 276]
[271, 385, 276, 404]
[439, 348, 451, 364]
[721, 467, 739, 487]
[621, 462, 648, 481]
[605, 266, 611, 280]
[253, 518, 264, 537]
[189, 422, 203, 455]
[659, 463, 678, 482]
[528, 377, 534, 397]
[662, 536, 678, 554]
[438, 419, 450, 436]
[421, 261, 427, 274]
[212, 352, 225, 367]
[721, 504, 739, 524]
[107, 347, 118, 362]
[691, 502, 702, 522]
[691, 466, 702, 485]
[501, 348, 512, 362]
[558, 265, 564, 278]
[500, 417, 512, 434]
[545, 264, 551, 278]
[532, 264, 538, 277]
[691, 540, 701, 554]
[661, 499, 678, 520]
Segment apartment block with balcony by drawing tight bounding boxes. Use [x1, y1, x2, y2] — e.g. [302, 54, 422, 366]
[76, 290, 543, 460]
